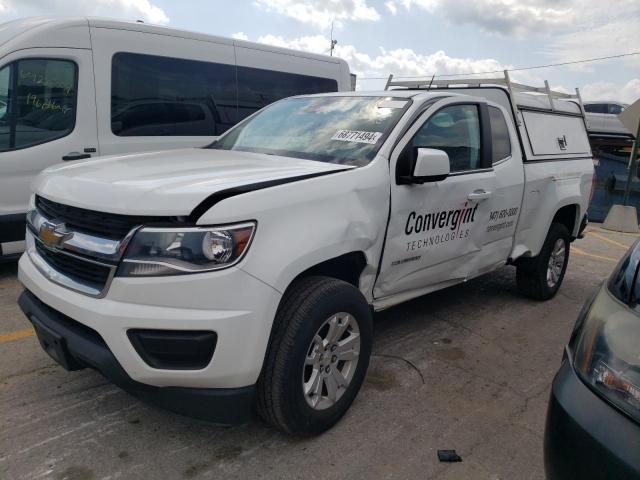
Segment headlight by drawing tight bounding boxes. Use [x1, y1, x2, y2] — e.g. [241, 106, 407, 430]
[572, 287, 640, 423]
[118, 222, 255, 277]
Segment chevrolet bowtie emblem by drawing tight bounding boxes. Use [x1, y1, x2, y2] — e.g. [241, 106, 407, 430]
[39, 221, 74, 248]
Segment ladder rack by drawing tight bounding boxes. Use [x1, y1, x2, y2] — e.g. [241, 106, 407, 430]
[384, 70, 586, 119]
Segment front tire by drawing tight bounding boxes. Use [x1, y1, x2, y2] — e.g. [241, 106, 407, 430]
[516, 223, 570, 300]
[257, 276, 372, 435]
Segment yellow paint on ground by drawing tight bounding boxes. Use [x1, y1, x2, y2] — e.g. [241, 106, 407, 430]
[587, 227, 640, 238]
[572, 246, 618, 263]
[587, 231, 633, 249]
[0, 328, 35, 343]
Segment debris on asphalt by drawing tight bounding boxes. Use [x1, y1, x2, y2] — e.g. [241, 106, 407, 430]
[437, 450, 463, 463]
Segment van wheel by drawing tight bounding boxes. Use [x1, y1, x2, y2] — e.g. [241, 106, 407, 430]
[256, 276, 372, 435]
[516, 223, 570, 300]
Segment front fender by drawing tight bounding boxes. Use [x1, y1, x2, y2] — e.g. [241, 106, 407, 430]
[196, 159, 391, 302]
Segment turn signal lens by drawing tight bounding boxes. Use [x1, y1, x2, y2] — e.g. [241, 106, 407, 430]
[593, 361, 640, 408]
[573, 282, 640, 423]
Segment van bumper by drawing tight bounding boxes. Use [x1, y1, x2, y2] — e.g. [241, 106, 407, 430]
[544, 359, 640, 479]
[19, 289, 255, 424]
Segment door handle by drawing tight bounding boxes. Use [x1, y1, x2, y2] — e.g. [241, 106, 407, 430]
[62, 153, 92, 161]
[467, 189, 492, 201]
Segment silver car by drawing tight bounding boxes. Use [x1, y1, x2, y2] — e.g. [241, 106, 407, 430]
[583, 101, 633, 137]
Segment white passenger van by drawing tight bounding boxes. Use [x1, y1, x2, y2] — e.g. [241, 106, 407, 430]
[0, 17, 351, 258]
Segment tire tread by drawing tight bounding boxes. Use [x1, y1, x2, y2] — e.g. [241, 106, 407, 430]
[516, 223, 570, 300]
[256, 276, 366, 434]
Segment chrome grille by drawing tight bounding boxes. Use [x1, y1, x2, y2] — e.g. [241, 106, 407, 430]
[34, 241, 112, 289]
[28, 197, 187, 297]
[35, 195, 177, 240]
[25, 203, 134, 297]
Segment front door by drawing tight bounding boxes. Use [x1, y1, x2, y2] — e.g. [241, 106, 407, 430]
[0, 48, 98, 253]
[374, 99, 507, 300]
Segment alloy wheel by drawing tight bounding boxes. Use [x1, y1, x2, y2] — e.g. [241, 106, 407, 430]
[547, 238, 566, 288]
[302, 312, 361, 410]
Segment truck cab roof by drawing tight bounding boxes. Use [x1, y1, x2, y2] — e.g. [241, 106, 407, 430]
[305, 90, 425, 98]
[298, 90, 452, 104]
[303, 87, 582, 116]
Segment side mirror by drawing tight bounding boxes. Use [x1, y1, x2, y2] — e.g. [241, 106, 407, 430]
[411, 148, 450, 183]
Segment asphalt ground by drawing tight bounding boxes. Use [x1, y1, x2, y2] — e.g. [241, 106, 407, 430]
[1, 225, 637, 480]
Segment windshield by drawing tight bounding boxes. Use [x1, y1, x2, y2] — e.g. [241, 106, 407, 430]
[212, 96, 410, 166]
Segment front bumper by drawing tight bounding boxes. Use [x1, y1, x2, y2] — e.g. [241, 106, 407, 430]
[544, 358, 640, 479]
[18, 252, 282, 389]
[19, 289, 254, 424]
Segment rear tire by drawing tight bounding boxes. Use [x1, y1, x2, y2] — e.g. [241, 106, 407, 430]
[516, 223, 570, 300]
[256, 276, 372, 435]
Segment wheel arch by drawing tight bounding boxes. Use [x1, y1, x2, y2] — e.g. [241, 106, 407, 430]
[551, 203, 581, 240]
[511, 202, 582, 263]
[286, 251, 368, 291]
[260, 253, 370, 385]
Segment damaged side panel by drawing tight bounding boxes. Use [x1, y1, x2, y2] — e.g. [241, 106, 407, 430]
[373, 170, 497, 300]
[511, 159, 590, 260]
[196, 158, 391, 302]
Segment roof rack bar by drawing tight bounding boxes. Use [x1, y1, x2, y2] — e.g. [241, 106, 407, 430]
[384, 73, 581, 102]
[383, 71, 586, 119]
[575, 87, 587, 122]
[384, 74, 394, 91]
[504, 70, 522, 126]
[544, 80, 555, 111]
[503, 69, 513, 96]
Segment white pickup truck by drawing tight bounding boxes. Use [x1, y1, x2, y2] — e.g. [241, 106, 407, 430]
[18, 74, 594, 435]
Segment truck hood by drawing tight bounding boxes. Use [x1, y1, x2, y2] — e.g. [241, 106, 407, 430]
[34, 148, 352, 216]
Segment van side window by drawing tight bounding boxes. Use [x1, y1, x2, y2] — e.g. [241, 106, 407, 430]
[409, 104, 481, 172]
[237, 66, 338, 120]
[608, 104, 624, 115]
[0, 59, 77, 152]
[584, 103, 607, 114]
[111, 53, 236, 137]
[488, 106, 511, 163]
[0, 65, 9, 149]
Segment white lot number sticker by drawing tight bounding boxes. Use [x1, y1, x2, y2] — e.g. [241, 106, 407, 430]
[331, 130, 383, 145]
